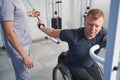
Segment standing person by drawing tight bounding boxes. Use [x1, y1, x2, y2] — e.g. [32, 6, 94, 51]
[38, 8, 107, 80]
[0, 0, 40, 80]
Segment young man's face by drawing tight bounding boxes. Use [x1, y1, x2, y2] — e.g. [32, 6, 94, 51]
[84, 15, 104, 39]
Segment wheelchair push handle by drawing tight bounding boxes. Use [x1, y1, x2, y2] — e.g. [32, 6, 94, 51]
[89, 44, 105, 65]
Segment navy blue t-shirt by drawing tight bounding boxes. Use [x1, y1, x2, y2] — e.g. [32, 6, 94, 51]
[60, 27, 107, 68]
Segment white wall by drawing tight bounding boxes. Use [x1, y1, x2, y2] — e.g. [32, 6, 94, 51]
[62, 0, 82, 28]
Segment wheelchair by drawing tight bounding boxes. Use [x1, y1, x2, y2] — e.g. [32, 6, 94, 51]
[52, 51, 103, 80]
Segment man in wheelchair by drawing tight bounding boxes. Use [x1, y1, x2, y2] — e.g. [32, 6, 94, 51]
[38, 8, 107, 80]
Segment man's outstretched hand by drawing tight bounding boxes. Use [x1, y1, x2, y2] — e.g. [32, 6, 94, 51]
[37, 20, 45, 29]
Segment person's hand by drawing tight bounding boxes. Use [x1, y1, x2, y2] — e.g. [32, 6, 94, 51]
[30, 10, 40, 17]
[23, 55, 34, 69]
[37, 20, 45, 29]
[103, 36, 107, 42]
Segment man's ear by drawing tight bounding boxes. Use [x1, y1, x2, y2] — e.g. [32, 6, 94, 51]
[84, 19, 86, 25]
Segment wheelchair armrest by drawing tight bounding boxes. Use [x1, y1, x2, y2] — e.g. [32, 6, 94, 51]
[58, 51, 68, 63]
[89, 44, 105, 65]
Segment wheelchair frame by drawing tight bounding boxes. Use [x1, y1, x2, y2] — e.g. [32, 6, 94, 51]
[53, 52, 73, 80]
[53, 51, 103, 80]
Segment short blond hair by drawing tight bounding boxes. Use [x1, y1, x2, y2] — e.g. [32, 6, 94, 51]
[86, 8, 104, 20]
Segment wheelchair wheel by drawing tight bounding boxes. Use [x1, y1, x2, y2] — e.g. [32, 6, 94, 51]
[94, 62, 103, 79]
[53, 64, 73, 80]
[86, 62, 103, 80]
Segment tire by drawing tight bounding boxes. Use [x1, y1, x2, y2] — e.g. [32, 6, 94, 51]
[95, 62, 103, 79]
[86, 62, 103, 80]
[53, 64, 73, 80]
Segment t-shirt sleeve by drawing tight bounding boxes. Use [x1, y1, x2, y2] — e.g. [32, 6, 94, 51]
[0, 0, 14, 21]
[60, 29, 75, 44]
[98, 28, 107, 48]
[102, 27, 107, 36]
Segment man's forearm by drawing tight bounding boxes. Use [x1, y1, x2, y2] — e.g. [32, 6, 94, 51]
[1, 21, 29, 59]
[39, 25, 61, 38]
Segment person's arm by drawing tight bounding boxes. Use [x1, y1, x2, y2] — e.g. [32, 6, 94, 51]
[103, 36, 107, 42]
[38, 20, 61, 38]
[27, 10, 40, 17]
[103, 35, 107, 48]
[98, 35, 107, 48]
[1, 21, 34, 69]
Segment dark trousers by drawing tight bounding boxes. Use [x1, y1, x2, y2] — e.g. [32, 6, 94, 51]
[66, 62, 103, 80]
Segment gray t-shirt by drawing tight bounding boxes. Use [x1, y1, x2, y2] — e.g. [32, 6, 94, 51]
[0, 0, 32, 55]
